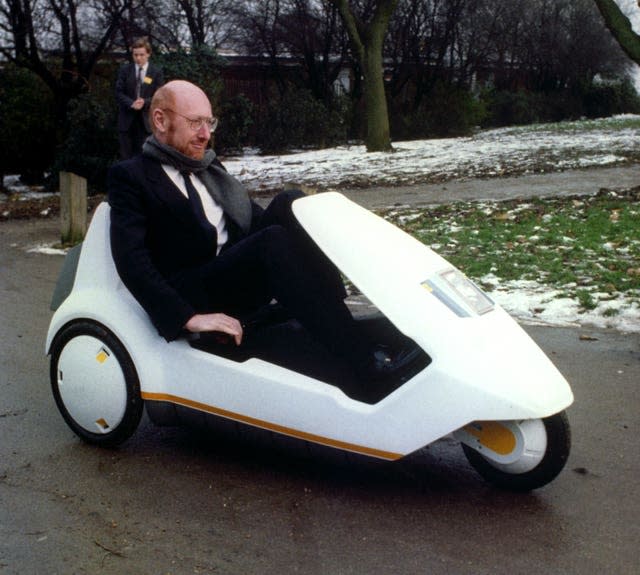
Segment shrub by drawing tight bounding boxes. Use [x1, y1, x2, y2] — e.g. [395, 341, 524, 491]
[391, 82, 485, 140]
[256, 88, 348, 153]
[0, 65, 56, 187]
[52, 75, 119, 194]
[480, 89, 546, 127]
[581, 78, 640, 118]
[481, 79, 640, 127]
[214, 94, 254, 155]
[155, 46, 224, 106]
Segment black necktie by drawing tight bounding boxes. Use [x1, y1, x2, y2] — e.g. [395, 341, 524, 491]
[181, 171, 216, 244]
[136, 66, 143, 98]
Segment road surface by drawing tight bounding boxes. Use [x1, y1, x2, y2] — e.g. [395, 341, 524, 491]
[1, 172, 638, 574]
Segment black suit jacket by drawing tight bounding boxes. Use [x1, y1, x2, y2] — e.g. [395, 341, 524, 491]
[115, 62, 164, 132]
[108, 156, 262, 341]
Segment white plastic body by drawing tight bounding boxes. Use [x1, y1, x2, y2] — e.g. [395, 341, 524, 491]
[46, 195, 573, 460]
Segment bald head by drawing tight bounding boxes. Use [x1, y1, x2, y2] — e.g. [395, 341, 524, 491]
[150, 80, 211, 132]
[150, 80, 214, 159]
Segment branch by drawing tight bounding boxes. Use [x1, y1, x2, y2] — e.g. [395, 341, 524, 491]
[593, 0, 640, 65]
[82, 0, 130, 78]
[329, 0, 365, 63]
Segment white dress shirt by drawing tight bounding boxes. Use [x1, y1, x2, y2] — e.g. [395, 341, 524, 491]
[162, 165, 229, 254]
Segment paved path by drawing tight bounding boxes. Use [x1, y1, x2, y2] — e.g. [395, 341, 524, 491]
[0, 226, 638, 573]
[339, 164, 640, 208]
[1, 166, 639, 574]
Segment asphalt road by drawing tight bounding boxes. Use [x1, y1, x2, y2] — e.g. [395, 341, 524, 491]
[1, 181, 639, 575]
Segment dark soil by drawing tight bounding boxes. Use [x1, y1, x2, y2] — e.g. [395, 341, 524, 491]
[0, 193, 106, 221]
[0, 191, 276, 221]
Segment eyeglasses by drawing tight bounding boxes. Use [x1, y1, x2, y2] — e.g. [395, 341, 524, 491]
[162, 108, 218, 133]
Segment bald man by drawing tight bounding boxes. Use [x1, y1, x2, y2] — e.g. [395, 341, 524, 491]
[107, 81, 421, 399]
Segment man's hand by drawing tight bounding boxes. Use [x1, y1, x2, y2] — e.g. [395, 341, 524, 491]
[184, 313, 243, 345]
[131, 97, 145, 110]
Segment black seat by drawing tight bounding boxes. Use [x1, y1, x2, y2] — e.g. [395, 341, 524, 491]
[189, 305, 431, 403]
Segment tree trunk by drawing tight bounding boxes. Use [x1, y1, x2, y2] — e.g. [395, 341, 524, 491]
[363, 36, 392, 151]
[593, 0, 640, 65]
[331, 0, 397, 152]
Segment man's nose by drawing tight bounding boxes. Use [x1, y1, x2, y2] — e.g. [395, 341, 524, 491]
[196, 124, 211, 138]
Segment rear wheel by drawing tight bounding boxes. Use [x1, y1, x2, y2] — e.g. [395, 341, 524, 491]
[458, 412, 571, 491]
[50, 320, 143, 447]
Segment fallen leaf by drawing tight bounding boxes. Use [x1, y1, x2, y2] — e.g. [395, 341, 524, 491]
[579, 334, 598, 341]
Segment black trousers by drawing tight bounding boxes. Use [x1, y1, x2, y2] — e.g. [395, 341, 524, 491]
[119, 114, 149, 160]
[172, 191, 369, 365]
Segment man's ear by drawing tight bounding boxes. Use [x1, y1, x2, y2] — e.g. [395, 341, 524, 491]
[151, 108, 167, 133]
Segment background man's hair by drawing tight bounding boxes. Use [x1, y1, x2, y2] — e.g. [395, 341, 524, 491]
[131, 37, 152, 54]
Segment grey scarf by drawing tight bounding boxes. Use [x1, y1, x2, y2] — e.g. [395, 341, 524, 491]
[142, 136, 252, 234]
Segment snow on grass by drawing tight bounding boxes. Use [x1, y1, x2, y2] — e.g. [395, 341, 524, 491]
[383, 189, 640, 333]
[480, 275, 640, 333]
[223, 115, 640, 192]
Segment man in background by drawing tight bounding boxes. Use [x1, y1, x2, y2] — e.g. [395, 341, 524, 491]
[115, 37, 164, 159]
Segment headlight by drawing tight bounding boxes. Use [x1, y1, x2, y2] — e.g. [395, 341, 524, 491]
[422, 268, 494, 317]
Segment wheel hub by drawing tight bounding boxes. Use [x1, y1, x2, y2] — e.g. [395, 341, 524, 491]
[55, 335, 128, 434]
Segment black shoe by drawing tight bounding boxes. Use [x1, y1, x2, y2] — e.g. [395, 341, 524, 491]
[358, 343, 426, 385]
[350, 343, 426, 404]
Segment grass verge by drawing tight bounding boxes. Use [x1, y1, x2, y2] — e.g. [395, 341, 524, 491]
[381, 187, 640, 316]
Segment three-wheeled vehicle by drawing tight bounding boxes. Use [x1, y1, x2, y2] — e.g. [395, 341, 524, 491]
[46, 192, 573, 491]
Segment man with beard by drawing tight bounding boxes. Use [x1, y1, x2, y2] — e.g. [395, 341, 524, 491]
[108, 80, 421, 400]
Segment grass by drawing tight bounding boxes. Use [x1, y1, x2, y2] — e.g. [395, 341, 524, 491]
[501, 114, 640, 134]
[381, 187, 640, 314]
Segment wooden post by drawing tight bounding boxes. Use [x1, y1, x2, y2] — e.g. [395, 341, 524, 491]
[59, 172, 87, 245]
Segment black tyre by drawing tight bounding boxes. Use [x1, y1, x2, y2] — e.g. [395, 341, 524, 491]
[461, 411, 571, 491]
[49, 320, 143, 447]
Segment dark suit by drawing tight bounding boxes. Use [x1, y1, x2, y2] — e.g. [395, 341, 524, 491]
[108, 156, 359, 361]
[115, 62, 164, 159]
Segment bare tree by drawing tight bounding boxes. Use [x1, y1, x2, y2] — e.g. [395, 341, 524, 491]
[0, 0, 129, 132]
[280, 0, 350, 103]
[108, 0, 234, 56]
[228, 0, 289, 93]
[386, 0, 468, 110]
[112, 0, 174, 51]
[330, 0, 398, 152]
[227, 0, 345, 101]
[174, 0, 234, 48]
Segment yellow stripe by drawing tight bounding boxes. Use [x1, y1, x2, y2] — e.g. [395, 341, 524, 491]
[141, 391, 403, 461]
[465, 421, 517, 455]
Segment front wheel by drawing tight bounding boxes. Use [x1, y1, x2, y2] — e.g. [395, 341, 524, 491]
[49, 320, 143, 447]
[457, 412, 571, 491]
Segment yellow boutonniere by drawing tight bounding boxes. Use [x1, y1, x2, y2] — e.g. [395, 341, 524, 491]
[143, 76, 153, 85]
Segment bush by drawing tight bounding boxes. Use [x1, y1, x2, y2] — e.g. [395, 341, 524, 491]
[52, 76, 119, 193]
[214, 94, 254, 155]
[0, 65, 56, 186]
[481, 79, 640, 127]
[391, 82, 485, 140]
[480, 89, 547, 127]
[581, 78, 640, 118]
[155, 46, 224, 106]
[256, 88, 349, 153]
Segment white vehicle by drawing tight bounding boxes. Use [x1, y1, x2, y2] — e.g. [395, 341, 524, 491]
[46, 192, 573, 491]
